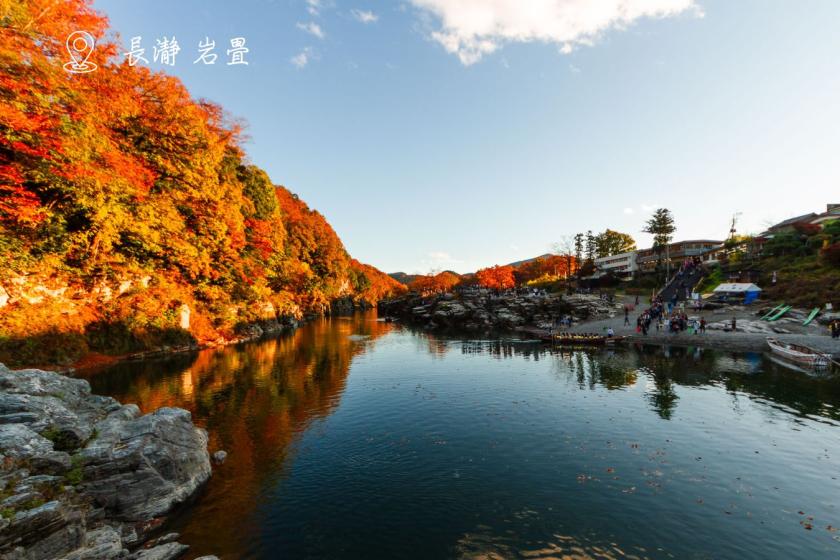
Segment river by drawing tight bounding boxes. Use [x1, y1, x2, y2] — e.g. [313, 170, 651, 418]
[79, 312, 840, 559]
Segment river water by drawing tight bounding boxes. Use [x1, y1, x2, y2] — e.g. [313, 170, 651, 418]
[80, 312, 840, 559]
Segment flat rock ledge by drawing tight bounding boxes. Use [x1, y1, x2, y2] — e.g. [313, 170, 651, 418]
[0, 364, 213, 560]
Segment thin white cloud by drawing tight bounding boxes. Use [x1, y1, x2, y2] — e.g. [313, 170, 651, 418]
[428, 251, 457, 262]
[306, 0, 322, 16]
[569, 63, 581, 73]
[623, 207, 635, 215]
[290, 47, 316, 68]
[423, 251, 462, 270]
[409, 0, 702, 65]
[351, 9, 379, 24]
[640, 203, 657, 212]
[297, 21, 325, 39]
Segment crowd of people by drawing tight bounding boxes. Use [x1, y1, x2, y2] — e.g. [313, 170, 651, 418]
[628, 296, 707, 336]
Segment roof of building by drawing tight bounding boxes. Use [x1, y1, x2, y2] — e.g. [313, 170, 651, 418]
[713, 283, 762, 293]
[594, 250, 637, 262]
[768, 212, 818, 231]
[811, 210, 840, 223]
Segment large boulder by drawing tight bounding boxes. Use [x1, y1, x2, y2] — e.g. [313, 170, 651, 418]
[0, 365, 212, 559]
[0, 501, 85, 560]
[80, 407, 210, 521]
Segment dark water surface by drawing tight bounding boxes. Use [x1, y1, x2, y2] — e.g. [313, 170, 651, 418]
[81, 313, 840, 559]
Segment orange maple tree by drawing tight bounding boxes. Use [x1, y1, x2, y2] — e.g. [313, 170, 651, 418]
[475, 265, 516, 290]
[408, 271, 462, 295]
[0, 0, 403, 365]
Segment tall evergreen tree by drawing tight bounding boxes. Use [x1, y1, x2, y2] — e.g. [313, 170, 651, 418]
[643, 208, 676, 266]
[585, 230, 596, 262]
[574, 233, 584, 264]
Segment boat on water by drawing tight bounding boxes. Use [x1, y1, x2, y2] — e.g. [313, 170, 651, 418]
[766, 337, 830, 368]
[542, 333, 626, 345]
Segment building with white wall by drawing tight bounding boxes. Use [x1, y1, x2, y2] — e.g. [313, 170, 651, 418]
[594, 251, 638, 277]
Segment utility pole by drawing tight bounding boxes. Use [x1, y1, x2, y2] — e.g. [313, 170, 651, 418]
[729, 212, 742, 241]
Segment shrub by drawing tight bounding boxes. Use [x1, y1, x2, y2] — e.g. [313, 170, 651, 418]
[822, 242, 840, 267]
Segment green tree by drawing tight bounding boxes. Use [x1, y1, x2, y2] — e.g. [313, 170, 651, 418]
[643, 208, 676, 265]
[573, 233, 584, 276]
[594, 229, 636, 258]
[585, 230, 596, 262]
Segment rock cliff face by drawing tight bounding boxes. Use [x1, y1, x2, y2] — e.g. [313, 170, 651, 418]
[0, 365, 214, 560]
[379, 290, 621, 332]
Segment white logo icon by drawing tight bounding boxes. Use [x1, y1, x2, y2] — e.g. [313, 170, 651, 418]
[64, 31, 97, 73]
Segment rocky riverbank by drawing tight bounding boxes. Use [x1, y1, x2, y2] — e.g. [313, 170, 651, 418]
[565, 299, 840, 358]
[0, 365, 218, 560]
[379, 291, 623, 332]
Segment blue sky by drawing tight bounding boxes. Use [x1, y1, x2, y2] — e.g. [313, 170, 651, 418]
[93, 0, 840, 274]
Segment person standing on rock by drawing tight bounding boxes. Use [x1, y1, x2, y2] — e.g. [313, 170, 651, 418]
[700, 317, 706, 334]
[731, 316, 737, 332]
[624, 306, 631, 326]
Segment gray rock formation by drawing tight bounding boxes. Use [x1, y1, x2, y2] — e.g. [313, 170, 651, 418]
[211, 451, 227, 465]
[130, 542, 188, 560]
[380, 290, 621, 333]
[0, 364, 213, 560]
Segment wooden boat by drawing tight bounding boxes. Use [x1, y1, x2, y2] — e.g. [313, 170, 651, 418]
[541, 333, 625, 345]
[766, 338, 830, 367]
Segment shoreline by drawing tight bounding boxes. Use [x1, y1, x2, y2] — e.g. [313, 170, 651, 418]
[563, 297, 840, 359]
[593, 330, 840, 358]
[0, 364, 218, 560]
[17, 307, 374, 375]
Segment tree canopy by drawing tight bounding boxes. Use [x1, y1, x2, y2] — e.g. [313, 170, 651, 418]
[0, 0, 404, 363]
[643, 208, 676, 249]
[476, 265, 516, 290]
[594, 229, 636, 258]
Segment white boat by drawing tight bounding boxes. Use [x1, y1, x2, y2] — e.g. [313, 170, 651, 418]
[766, 338, 830, 368]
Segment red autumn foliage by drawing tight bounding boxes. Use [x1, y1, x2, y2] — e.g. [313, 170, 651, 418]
[513, 255, 576, 283]
[794, 222, 822, 236]
[475, 265, 516, 290]
[821, 242, 840, 267]
[409, 272, 462, 295]
[0, 0, 403, 365]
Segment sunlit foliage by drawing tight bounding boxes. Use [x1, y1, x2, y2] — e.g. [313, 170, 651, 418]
[408, 271, 462, 295]
[0, 0, 401, 364]
[475, 265, 516, 290]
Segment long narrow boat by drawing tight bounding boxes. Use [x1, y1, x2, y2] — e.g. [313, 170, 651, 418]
[766, 338, 830, 367]
[541, 333, 626, 345]
[760, 304, 784, 320]
[766, 305, 792, 322]
[802, 307, 820, 326]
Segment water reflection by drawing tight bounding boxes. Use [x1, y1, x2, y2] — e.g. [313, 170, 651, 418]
[406, 335, 840, 422]
[81, 312, 395, 556]
[81, 317, 840, 559]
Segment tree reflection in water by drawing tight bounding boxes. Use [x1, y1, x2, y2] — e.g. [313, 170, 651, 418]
[80, 321, 840, 559]
[81, 312, 395, 556]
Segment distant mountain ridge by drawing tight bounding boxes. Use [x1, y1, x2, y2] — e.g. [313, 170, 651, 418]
[389, 255, 555, 285]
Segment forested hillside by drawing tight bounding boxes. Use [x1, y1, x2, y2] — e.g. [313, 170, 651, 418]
[0, 0, 404, 365]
